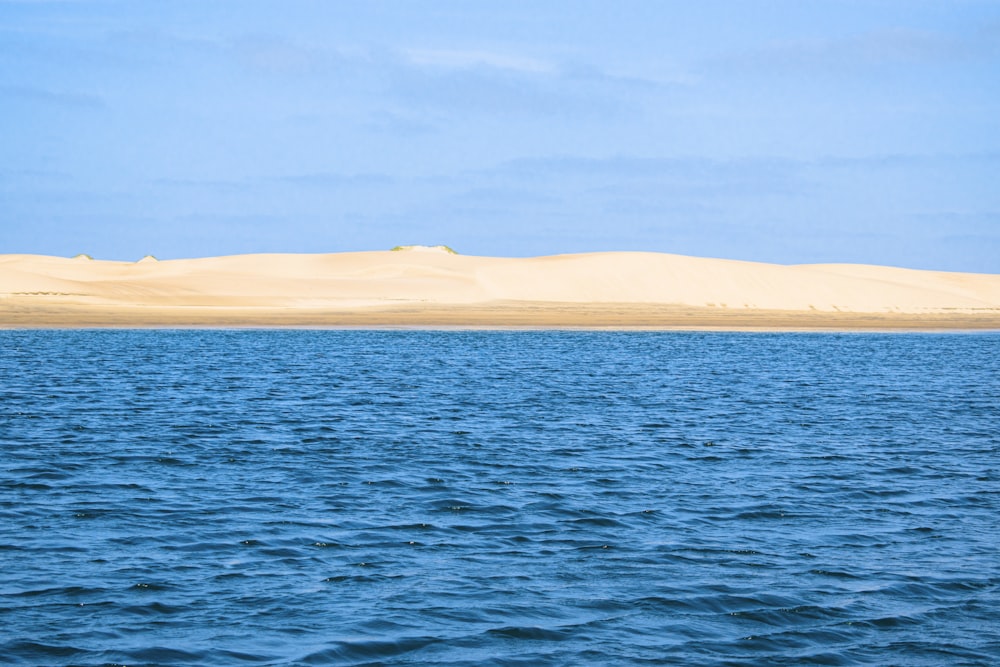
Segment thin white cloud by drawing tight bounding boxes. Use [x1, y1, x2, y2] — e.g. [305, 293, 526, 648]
[0, 83, 103, 108]
[403, 48, 556, 74]
[233, 35, 319, 74]
[705, 24, 1000, 77]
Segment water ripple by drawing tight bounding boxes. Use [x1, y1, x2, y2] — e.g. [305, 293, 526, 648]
[1, 330, 998, 665]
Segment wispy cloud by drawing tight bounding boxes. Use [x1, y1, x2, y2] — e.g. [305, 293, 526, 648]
[385, 60, 641, 119]
[481, 155, 808, 192]
[0, 83, 103, 109]
[152, 172, 395, 193]
[403, 48, 556, 74]
[388, 46, 682, 119]
[363, 110, 440, 137]
[152, 178, 253, 193]
[230, 34, 337, 75]
[274, 172, 394, 188]
[704, 24, 1000, 77]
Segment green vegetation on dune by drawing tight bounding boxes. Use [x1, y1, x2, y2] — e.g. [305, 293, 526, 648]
[391, 245, 458, 254]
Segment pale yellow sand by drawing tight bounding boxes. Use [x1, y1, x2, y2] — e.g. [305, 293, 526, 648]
[2, 248, 999, 329]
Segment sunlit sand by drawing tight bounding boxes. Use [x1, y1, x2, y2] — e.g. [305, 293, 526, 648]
[2, 249, 999, 329]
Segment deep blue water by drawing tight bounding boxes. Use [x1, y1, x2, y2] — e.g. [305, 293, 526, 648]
[1, 330, 998, 666]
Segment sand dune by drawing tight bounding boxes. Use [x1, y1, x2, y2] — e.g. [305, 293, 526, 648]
[2, 249, 999, 329]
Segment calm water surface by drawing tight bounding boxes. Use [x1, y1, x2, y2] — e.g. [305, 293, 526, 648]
[1, 331, 998, 666]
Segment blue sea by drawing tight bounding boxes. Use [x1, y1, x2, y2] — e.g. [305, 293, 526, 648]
[1, 330, 998, 666]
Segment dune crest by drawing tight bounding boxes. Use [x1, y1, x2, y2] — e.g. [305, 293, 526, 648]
[2, 251, 999, 328]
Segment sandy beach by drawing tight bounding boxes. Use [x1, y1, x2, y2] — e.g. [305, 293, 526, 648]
[2, 248, 999, 329]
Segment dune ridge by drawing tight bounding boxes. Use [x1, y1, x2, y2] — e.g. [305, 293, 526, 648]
[2, 251, 999, 329]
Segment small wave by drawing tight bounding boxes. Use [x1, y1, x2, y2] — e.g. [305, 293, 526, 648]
[486, 625, 571, 641]
[298, 635, 439, 664]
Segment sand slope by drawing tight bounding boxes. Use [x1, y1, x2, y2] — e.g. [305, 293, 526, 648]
[2, 250, 999, 328]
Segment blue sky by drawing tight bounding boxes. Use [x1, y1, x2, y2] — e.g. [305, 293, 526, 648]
[2, 0, 999, 271]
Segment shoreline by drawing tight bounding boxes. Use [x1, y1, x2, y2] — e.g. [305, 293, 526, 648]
[3, 301, 999, 331]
